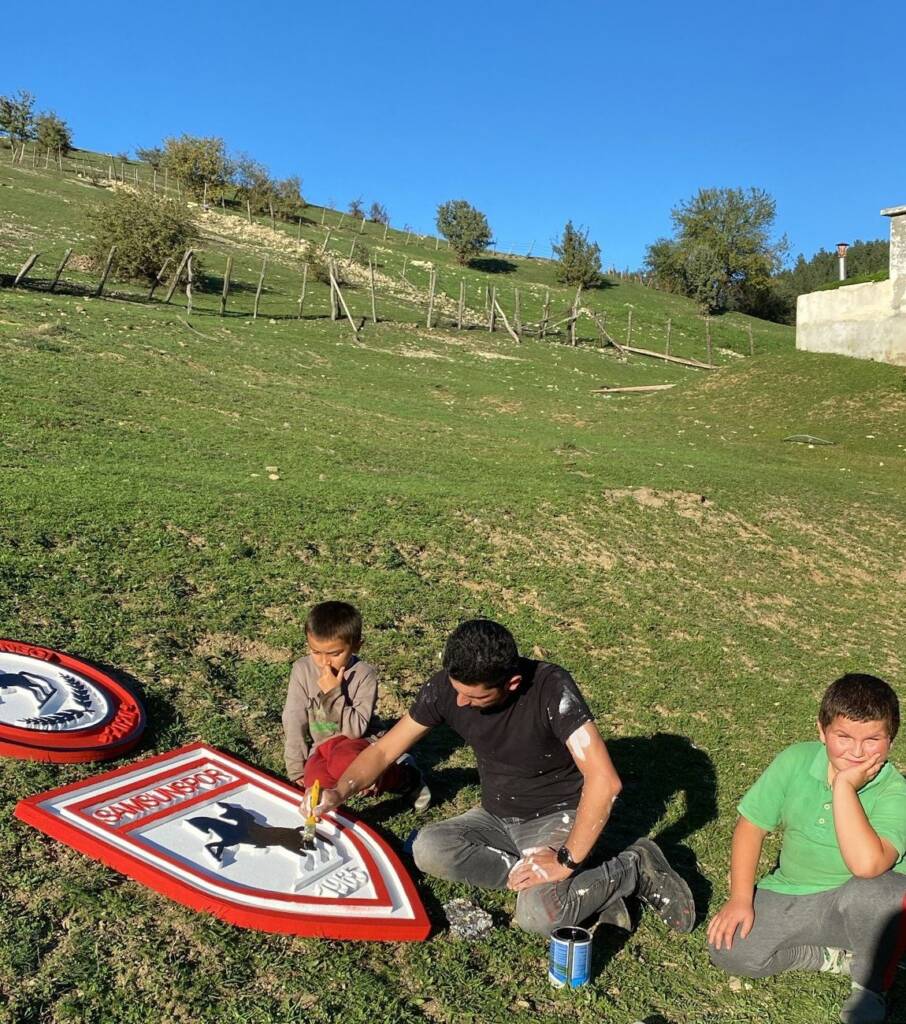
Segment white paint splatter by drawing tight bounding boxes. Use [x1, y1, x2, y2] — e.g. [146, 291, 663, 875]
[558, 689, 579, 716]
[531, 863, 550, 880]
[561, 814, 570, 824]
[567, 723, 593, 762]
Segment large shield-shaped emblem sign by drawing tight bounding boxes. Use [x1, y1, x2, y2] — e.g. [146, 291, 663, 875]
[16, 743, 431, 941]
[0, 639, 146, 762]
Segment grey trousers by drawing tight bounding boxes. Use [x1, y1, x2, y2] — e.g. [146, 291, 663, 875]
[709, 874, 906, 992]
[411, 805, 639, 936]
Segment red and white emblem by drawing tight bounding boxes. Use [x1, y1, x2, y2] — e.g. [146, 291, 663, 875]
[0, 639, 145, 762]
[15, 743, 431, 941]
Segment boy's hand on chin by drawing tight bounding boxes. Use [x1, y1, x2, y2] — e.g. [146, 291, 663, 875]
[317, 664, 345, 694]
[833, 754, 884, 791]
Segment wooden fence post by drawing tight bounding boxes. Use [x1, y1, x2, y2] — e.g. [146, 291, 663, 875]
[203, 181, 208, 208]
[570, 285, 582, 346]
[383, 222, 389, 241]
[348, 238, 356, 260]
[220, 254, 233, 316]
[338, 213, 345, 229]
[253, 257, 267, 319]
[369, 258, 377, 324]
[665, 317, 672, 357]
[627, 308, 634, 348]
[489, 286, 497, 332]
[148, 257, 172, 300]
[514, 288, 521, 335]
[747, 323, 754, 356]
[320, 207, 326, 225]
[153, 169, 158, 192]
[404, 230, 411, 246]
[164, 250, 192, 303]
[320, 228, 332, 255]
[298, 263, 309, 318]
[297, 217, 303, 240]
[541, 288, 551, 340]
[186, 253, 194, 316]
[269, 199, 276, 231]
[50, 248, 72, 292]
[329, 260, 361, 340]
[329, 267, 339, 320]
[246, 198, 252, 224]
[14, 253, 40, 287]
[457, 279, 464, 329]
[96, 246, 116, 297]
[426, 269, 436, 329]
[705, 316, 713, 363]
[360, 216, 366, 234]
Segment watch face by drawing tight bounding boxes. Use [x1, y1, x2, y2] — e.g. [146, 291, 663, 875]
[557, 846, 576, 868]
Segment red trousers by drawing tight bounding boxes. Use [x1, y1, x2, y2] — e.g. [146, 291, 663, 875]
[302, 735, 407, 794]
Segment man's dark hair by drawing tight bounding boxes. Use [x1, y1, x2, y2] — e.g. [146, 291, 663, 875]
[819, 673, 900, 739]
[305, 601, 362, 646]
[442, 619, 519, 687]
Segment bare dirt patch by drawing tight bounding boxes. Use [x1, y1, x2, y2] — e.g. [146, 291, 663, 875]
[194, 632, 291, 663]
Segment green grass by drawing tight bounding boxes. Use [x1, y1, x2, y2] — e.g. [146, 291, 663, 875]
[1, 147, 905, 1024]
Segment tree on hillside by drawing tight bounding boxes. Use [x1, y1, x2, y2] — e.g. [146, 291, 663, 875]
[436, 199, 493, 265]
[163, 135, 230, 200]
[553, 221, 602, 287]
[369, 201, 389, 225]
[348, 197, 365, 219]
[646, 187, 787, 314]
[233, 153, 274, 213]
[88, 190, 198, 283]
[35, 112, 72, 156]
[136, 146, 165, 169]
[0, 90, 36, 152]
[273, 175, 305, 219]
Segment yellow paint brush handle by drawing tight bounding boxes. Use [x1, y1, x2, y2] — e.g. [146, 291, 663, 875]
[306, 780, 321, 825]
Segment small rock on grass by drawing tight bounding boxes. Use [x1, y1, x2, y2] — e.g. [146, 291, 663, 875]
[443, 897, 493, 939]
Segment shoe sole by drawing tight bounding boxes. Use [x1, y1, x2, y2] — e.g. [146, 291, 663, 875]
[632, 838, 695, 934]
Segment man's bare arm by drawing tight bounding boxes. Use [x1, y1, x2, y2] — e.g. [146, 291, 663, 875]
[310, 714, 431, 815]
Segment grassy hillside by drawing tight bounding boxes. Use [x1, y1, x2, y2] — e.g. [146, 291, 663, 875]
[1, 150, 905, 1024]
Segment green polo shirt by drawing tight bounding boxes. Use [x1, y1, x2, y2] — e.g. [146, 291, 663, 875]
[738, 741, 906, 895]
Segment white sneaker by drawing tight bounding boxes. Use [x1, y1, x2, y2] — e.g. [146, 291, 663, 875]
[397, 754, 431, 812]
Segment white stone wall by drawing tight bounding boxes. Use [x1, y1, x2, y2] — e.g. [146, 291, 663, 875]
[796, 207, 906, 367]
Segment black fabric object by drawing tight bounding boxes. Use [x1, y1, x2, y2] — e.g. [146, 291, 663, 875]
[409, 659, 593, 819]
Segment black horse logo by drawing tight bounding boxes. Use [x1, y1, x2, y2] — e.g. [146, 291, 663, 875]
[186, 802, 321, 863]
[0, 671, 57, 709]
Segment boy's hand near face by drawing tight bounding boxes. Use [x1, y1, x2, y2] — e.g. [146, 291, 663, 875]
[832, 752, 884, 792]
[317, 663, 345, 694]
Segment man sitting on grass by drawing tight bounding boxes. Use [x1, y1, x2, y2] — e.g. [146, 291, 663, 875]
[311, 618, 695, 937]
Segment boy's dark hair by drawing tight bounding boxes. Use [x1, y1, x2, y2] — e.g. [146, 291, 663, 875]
[819, 673, 900, 739]
[443, 619, 519, 687]
[305, 601, 362, 646]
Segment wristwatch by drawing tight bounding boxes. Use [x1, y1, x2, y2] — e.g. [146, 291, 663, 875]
[555, 845, 581, 870]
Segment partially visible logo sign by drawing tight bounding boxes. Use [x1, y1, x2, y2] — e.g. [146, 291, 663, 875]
[16, 743, 431, 941]
[0, 640, 145, 761]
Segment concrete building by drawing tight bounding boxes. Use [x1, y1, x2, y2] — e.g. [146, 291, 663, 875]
[796, 205, 906, 366]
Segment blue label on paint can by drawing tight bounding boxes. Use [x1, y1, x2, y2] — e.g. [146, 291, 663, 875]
[548, 926, 592, 988]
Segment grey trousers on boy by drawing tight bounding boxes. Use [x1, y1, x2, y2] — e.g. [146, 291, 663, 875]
[709, 874, 906, 993]
[411, 806, 639, 936]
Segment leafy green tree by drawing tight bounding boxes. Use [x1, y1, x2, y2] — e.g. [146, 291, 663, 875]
[553, 221, 602, 287]
[233, 153, 273, 213]
[646, 187, 787, 314]
[163, 135, 229, 200]
[35, 112, 72, 156]
[369, 201, 389, 225]
[436, 199, 493, 265]
[0, 90, 36, 149]
[273, 176, 305, 219]
[136, 146, 165, 169]
[88, 190, 198, 283]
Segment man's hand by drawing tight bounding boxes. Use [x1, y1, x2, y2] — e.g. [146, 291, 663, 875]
[833, 754, 884, 793]
[506, 848, 573, 891]
[298, 787, 342, 819]
[316, 663, 345, 695]
[707, 896, 755, 950]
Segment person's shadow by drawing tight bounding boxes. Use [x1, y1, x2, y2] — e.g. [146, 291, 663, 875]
[598, 733, 717, 927]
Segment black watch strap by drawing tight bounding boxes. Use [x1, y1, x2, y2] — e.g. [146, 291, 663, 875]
[556, 845, 581, 870]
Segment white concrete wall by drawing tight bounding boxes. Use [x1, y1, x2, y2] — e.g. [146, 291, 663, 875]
[796, 208, 906, 367]
[796, 278, 906, 366]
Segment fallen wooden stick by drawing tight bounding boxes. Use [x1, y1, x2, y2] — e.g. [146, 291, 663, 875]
[493, 298, 520, 344]
[587, 310, 627, 357]
[592, 384, 677, 394]
[623, 345, 715, 369]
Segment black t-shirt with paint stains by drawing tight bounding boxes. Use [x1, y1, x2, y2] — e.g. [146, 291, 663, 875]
[408, 659, 594, 819]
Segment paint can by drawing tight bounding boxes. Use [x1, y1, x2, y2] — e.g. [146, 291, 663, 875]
[548, 925, 592, 988]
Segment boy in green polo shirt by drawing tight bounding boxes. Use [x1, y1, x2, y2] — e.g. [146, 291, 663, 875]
[708, 674, 906, 1024]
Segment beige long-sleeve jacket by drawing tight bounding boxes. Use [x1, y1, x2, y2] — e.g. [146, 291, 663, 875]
[281, 654, 379, 780]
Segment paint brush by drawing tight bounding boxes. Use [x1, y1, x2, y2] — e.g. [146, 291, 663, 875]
[301, 779, 320, 850]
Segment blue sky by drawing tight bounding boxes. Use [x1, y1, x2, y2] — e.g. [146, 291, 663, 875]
[3, 0, 901, 267]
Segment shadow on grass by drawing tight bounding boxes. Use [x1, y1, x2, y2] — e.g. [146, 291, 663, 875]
[469, 257, 518, 274]
[603, 733, 717, 924]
